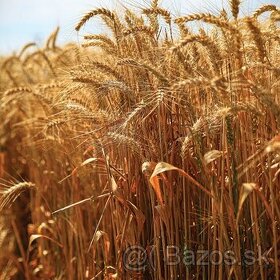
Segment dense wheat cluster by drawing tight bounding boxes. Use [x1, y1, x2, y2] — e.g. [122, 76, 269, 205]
[0, 1, 280, 279]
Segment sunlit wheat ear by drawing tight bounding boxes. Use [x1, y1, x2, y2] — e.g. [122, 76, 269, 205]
[230, 0, 241, 19]
[0, 182, 35, 211]
[81, 42, 117, 56]
[3, 86, 32, 97]
[245, 17, 267, 63]
[83, 34, 117, 51]
[253, 4, 278, 18]
[75, 8, 116, 32]
[175, 13, 237, 33]
[220, 8, 228, 20]
[117, 58, 170, 86]
[123, 26, 155, 37]
[125, 9, 145, 28]
[142, 8, 172, 25]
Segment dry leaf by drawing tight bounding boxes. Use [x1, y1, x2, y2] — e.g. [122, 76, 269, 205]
[237, 183, 256, 222]
[81, 157, 99, 166]
[149, 162, 213, 205]
[28, 234, 63, 249]
[204, 150, 223, 164]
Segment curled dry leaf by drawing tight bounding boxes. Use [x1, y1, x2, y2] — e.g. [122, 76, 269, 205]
[204, 150, 223, 164]
[237, 183, 256, 221]
[28, 234, 63, 249]
[81, 157, 100, 166]
[148, 162, 213, 204]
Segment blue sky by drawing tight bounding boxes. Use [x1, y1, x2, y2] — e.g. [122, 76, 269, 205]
[0, 0, 278, 54]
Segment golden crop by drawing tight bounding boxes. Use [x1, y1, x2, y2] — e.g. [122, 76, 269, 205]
[0, 1, 280, 279]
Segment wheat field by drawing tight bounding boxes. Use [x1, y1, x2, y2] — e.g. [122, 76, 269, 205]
[0, 1, 280, 279]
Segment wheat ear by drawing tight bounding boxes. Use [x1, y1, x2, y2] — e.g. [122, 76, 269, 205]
[75, 8, 116, 32]
[0, 182, 35, 211]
